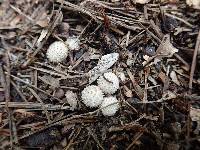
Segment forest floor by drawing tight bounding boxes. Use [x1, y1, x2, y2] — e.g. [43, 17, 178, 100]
[0, 0, 200, 149]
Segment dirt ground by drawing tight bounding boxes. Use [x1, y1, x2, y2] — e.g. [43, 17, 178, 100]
[0, 0, 200, 149]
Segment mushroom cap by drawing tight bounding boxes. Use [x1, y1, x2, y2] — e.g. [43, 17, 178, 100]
[101, 96, 119, 116]
[81, 85, 104, 108]
[97, 72, 119, 94]
[46, 41, 68, 62]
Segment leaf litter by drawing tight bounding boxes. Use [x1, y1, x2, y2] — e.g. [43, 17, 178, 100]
[0, 0, 200, 149]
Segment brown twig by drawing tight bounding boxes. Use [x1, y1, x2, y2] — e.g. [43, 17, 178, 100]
[189, 30, 200, 93]
[0, 102, 70, 110]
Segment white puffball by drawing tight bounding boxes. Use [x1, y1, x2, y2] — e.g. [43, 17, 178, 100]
[101, 96, 119, 116]
[81, 85, 104, 108]
[46, 41, 68, 62]
[66, 36, 80, 50]
[97, 72, 119, 94]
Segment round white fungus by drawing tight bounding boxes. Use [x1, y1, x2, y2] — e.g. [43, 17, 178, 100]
[65, 36, 80, 50]
[46, 41, 68, 62]
[101, 96, 119, 116]
[81, 85, 104, 108]
[97, 72, 119, 94]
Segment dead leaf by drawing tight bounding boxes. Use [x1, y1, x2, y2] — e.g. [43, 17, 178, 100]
[143, 35, 179, 66]
[190, 107, 200, 121]
[170, 71, 180, 86]
[36, 29, 48, 47]
[123, 85, 133, 98]
[36, 12, 49, 27]
[156, 35, 178, 58]
[162, 90, 177, 100]
[158, 71, 167, 84]
[36, 19, 49, 27]
[190, 106, 200, 133]
[88, 53, 119, 83]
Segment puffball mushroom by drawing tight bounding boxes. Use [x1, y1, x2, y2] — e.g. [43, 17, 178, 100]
[81, 85, 104, 108]
[46, 41, 68, 62]
[65, 36, 80, 50]
[97, 72, 119, 94]
[101, 96, 119, 116]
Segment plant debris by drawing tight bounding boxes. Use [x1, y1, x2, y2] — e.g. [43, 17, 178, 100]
[0, 0, 200, 149]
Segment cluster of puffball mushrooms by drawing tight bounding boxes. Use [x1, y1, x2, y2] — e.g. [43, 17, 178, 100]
[46, 38, 120, 116]
[81, 72, 120, 116]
